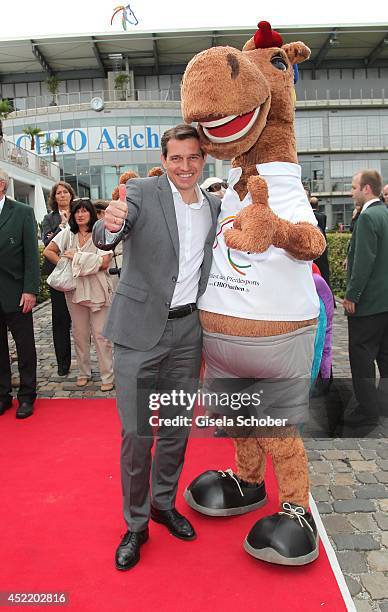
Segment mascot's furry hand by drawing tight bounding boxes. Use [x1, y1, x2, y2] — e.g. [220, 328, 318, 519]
[224, 176, 280, 253]
[224, 175, 327, 260]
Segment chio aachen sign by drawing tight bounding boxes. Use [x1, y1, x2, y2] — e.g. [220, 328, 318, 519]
[15, 126, 169, 155]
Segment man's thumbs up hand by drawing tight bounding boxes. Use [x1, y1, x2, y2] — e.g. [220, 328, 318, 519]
[105, 184, 128, 232]
[118, 184, 126, 202]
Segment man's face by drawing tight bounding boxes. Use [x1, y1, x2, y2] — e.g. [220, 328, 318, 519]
[383, 184, 388, 204]
[351, 174, 366, 208]
[161, 138, 206, 194]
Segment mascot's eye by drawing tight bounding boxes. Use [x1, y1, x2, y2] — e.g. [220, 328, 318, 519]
[271, 56, 288, 71]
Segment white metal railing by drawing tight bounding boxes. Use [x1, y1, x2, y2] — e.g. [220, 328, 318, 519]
[5, 86, 388, 114]
[0, 138, 59, 180]
[8, 89, 182, 114]
[298, 87, 387, 105]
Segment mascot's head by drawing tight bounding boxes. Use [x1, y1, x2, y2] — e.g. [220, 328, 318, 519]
[181, 20, 310, 161]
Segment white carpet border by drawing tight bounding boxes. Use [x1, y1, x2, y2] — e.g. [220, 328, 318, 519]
[309, 493, 357, 612]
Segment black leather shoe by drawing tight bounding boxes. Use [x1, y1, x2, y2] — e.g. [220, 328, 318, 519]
[244, 502, 319, 566]
[185, 469, 267, 516]
[57, 368, 70, 377]
[213, 427, 228, 438]
[345, 410, 379, 427]
[0, 397, 12, 416]
[150, 506, 196, 540]
[115, 528, 149, 571]
[16, 401, 34, 419]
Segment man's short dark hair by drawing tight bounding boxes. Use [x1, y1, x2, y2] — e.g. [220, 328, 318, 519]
[359, 170, 382, 197]
[160, 124, 204, 158]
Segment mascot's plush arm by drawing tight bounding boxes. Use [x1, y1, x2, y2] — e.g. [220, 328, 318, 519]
[225, 175, 326, 260]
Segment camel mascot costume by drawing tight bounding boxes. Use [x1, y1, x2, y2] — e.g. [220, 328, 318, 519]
[181, 21, 326, 566]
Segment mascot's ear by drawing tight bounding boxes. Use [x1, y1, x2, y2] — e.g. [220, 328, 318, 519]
[282, 42, 311, 65]
[242, 37, 256, 51]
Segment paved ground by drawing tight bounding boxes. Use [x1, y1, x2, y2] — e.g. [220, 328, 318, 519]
[7, 299, 388, 611]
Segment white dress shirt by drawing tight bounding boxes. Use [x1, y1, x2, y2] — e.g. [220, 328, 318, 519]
[166, 176, 212, 307]
[0, 195, 5, 214]
[361, 198, 381, 213]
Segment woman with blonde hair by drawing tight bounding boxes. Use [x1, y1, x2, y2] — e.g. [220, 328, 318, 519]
[44, 198, 114, 391]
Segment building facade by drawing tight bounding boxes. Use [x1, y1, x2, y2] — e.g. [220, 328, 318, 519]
[2, 24, 388, 228]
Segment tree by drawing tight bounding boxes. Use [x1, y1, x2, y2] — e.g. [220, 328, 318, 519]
[43, 136, 64, 163]
[22, 126, 44, 151]
[46, 75, 61, 106]
[114, 73, 130, 101]
[0, 99, 12, 143]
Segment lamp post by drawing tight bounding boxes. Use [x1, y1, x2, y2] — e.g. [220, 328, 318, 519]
[112, 163, 122, 178]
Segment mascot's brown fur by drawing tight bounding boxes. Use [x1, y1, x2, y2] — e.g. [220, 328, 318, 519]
[181, 21, 326, 565]
[112, 170, 139, 200]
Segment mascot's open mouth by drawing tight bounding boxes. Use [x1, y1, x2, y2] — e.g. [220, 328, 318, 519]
[200, 106, 262, 143]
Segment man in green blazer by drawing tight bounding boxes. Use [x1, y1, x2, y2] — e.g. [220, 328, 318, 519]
[0, 168, 40, 419]
[344, 169, 388, 428]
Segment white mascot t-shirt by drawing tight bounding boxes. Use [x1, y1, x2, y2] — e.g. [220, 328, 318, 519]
[198, 162, 320, 321]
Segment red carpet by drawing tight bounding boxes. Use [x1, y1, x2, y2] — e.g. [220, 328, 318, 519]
[0, 400, 349, 611]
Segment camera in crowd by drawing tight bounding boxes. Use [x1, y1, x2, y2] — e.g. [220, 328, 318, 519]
[108, 265, 121, 277]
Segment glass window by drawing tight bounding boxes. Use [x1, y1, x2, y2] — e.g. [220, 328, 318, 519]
[296, 117, 323, 150]
[331, 201, 355, 229]
[329, 114, 384, 149]
[330, 159, 381, 178]
[300, 160, 324, 193]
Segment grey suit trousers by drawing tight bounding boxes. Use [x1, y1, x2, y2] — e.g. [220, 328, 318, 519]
[114, 309, 202, 532]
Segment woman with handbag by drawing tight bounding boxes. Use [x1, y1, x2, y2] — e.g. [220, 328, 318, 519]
[41, 181, 75, 376]
[43, 199, 114, 392]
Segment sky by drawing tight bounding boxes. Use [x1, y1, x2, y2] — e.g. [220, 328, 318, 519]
[2, 0, 388, 38]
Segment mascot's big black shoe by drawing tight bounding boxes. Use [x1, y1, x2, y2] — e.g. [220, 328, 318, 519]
[244, 502, 319, 566]
[184, 469, 267, 516]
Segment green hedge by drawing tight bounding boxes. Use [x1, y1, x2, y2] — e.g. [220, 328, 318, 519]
[327, 232, 351, 299]
[37, 245, 50, 304]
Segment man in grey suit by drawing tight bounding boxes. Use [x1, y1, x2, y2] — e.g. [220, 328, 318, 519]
[93, 124, 220, 570]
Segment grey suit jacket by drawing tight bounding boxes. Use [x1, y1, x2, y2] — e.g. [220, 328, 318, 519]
[93, 173, 220, 350]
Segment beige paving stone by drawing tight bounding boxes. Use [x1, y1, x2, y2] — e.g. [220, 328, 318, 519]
[349, 514, 378, 533]
[367, 551, 388, 572]
[333, 473, 355, 485]
[350, 461, 377, 472]
[378, 499, 388, 512]
[361, 573, 388, 599]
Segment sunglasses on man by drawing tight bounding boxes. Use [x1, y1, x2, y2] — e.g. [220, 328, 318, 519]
[206, 181, 228, 193]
